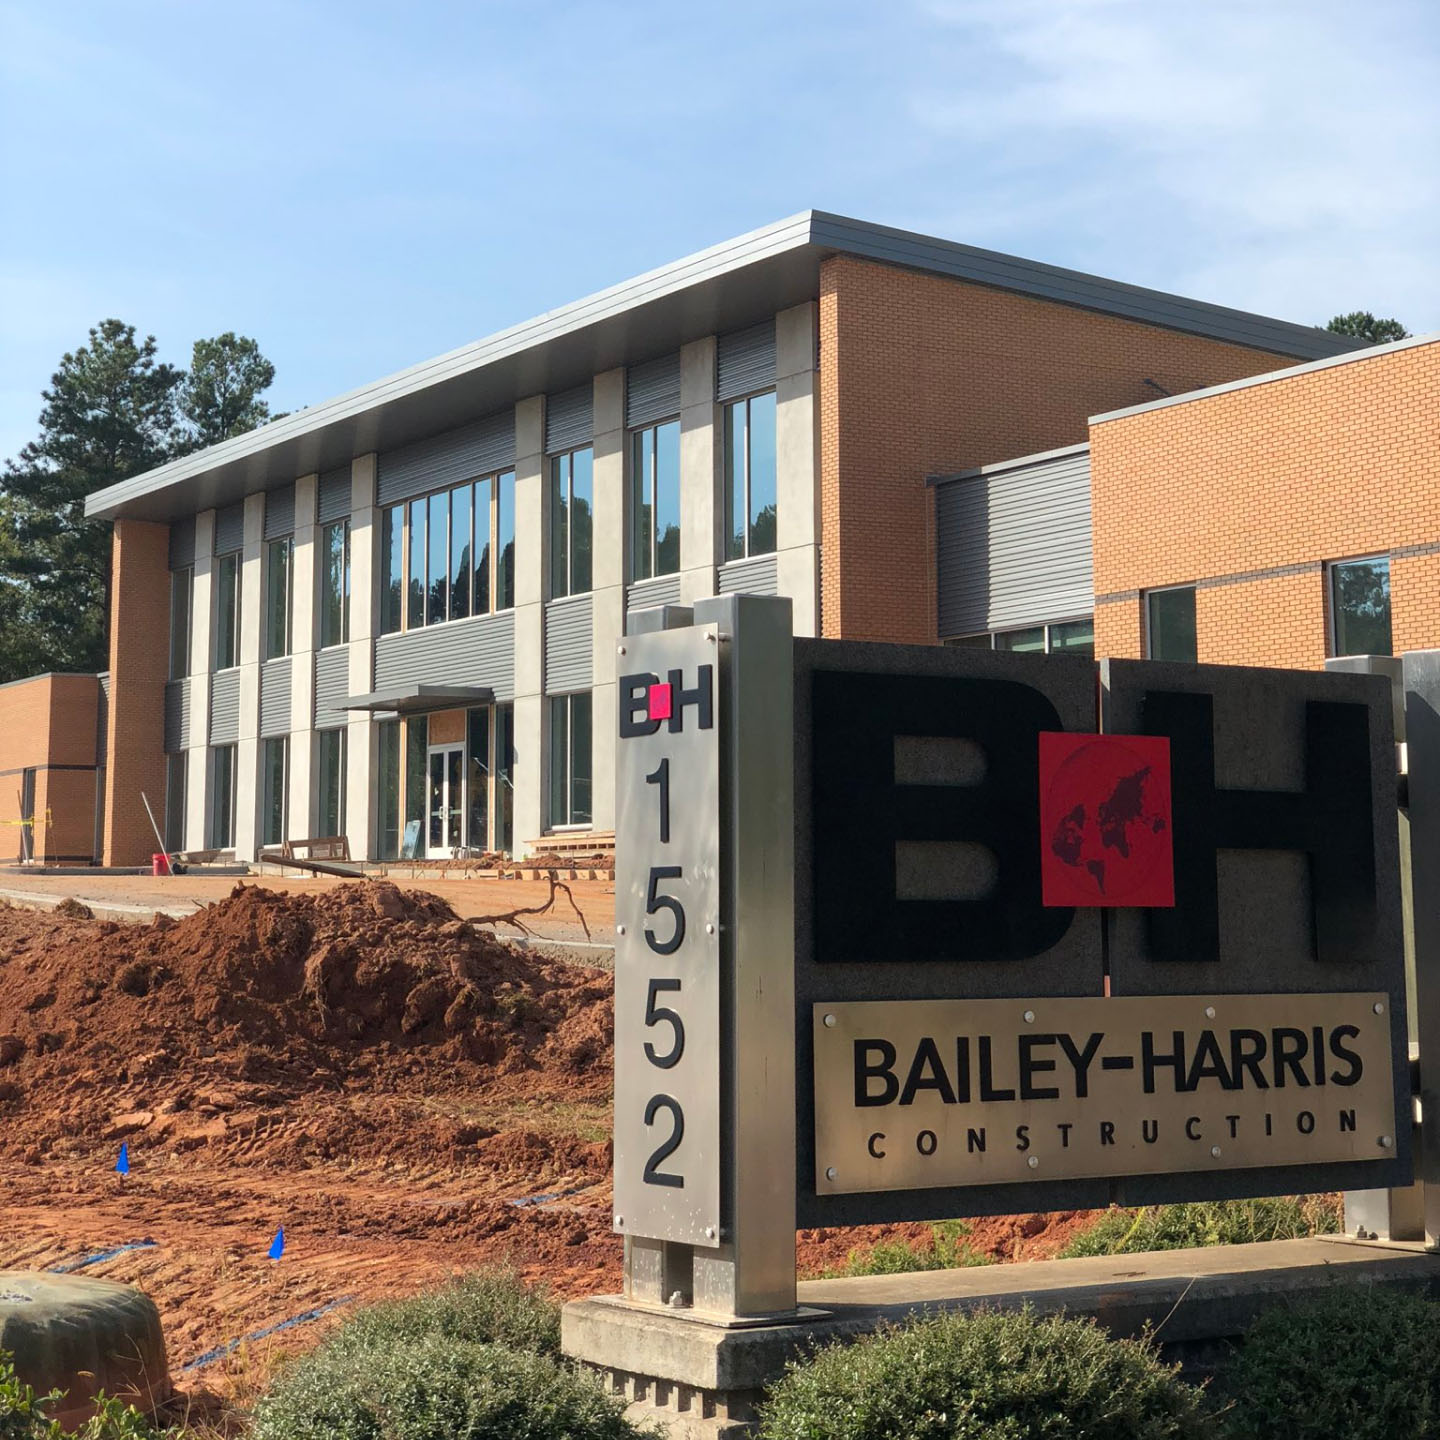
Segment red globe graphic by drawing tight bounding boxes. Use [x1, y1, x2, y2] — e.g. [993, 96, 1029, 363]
[1039, 733, 1174, 908]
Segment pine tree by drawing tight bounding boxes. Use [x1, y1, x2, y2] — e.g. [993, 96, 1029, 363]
[1326, 312, 1410, 345]
[176, 331, 277, 451]
[0, 320, 182, 680]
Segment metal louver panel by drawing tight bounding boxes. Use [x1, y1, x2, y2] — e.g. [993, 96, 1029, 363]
[377, 410, 516, 507]
[545, 384, 593, 455]
[264, 485, 295, 539]
[626, 574, 683, 618]
[717, 554, 778, 596]
[544, 596, 593, 695]
[164, 678, 190, 754]
[214, 504, 245, 555]
[209, 671, 240, 743]
[318, 466, 352, 524]
[314, 648, 351, 729]
[625, 354, 682, 429]
[260, 659, 292, 738]
[717, 321, 776, 402]
[936, 447, 1093, 638]
[169, 518, 196, 570]
[372, 613, 516, 702]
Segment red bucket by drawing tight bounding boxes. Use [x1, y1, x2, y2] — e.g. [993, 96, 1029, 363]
[152, 852, 172, 877]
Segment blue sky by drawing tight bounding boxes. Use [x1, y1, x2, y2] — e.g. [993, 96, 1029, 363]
[1, 0, 1437, 464]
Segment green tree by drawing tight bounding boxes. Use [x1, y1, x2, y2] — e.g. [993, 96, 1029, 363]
[0, 320, 182, 680]
[1326, 311, 1411, 345]
[176, 331, 277, 450]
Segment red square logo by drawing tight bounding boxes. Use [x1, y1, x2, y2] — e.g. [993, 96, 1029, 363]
[647, 683, 673, 721]
[1039, 732, 1175, 908]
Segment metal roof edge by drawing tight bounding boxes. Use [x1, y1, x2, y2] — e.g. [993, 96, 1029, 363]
[807, 212, 1362, 360]
[1089, 329, 1440, 426]
[927, 441, 1091, 487]
[0, 670, 105, 694]
[85, 211, 820, 520]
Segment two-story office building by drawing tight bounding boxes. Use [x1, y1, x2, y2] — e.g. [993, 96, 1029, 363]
[85, 211, 1358, 865]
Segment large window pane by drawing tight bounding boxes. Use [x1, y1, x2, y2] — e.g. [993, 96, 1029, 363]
[1332, 557, 1392, 656]
[571, 448, 593, 594]
[169, 568, 191, 680]
[1049, 618, 1095, 656]
[1148, 587, 1198, 663]
[549, 455, 570, 599]
[497, 471, 515, 610]
[317, 729, 346, 836]
[404, 715, 427, 856]
[214, 553, 240, 669]
[381, 505, 403, 635]
[995, 626, 1045, 654]
[630, 429, 653, 582]
[655, 420, 681, 576]
[473, 476, 492, 616]
[548, 693, 592, 827]
[407, 499, 426, 630]
[450, 484, 472, 621]
[377, 718, 401, 861]
[210, 744, 235, 848]
[747, 391, 777, 557]
[548, 695, 569, 827]
[321, 521, 349, 647]
[265, 538, 291, 660]
[164, 752, 187, 849]
[261, 736, 288, 847]
[427, 491, 448, 625]
[467, 707, 490, 851]
[724, 401, 746, 561]
[571, 692, 592, 825]
[496, 703, 514, 854]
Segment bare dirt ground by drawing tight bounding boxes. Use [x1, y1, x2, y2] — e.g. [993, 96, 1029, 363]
[0, 881, 1098, 1417]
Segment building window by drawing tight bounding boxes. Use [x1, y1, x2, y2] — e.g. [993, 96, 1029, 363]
[265, 537, 292, 660]
[1331, 556, 1392, 657]
[548, 692, 592, 828]
[320, 520, 350, 648]
[164, 753, 187, 850]
[316, 728, 347, 837]
[724, 390, 777, 561]
[214, 551, 241, 670]
[260, 736, 288, 847]
[1147, 586, 1198, 663]
[404, 714, 428, 855]
[377, 718, 401, 860]
[630, 420, 681, 581]
[945, 618, 1095, 657]
[379, 471, 515, 637]
[209, 744, 236, 849]
[169, 568, 192, 680]
[496, 702, 515, 855]
[549, 448, 594, 598]
[467, 707, 491, 852]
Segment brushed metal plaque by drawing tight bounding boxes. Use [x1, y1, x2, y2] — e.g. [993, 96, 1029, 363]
[613, 624, 722, 1244]
[813, 994, 1397, 1193]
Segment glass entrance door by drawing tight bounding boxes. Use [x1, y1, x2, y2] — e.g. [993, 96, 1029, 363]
[427, 745, 464, 855]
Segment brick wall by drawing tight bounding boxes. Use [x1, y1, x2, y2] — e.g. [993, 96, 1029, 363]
[1090, 338, 1440, 668]
[817, 255, 1308, 644]
[0, 673, 102, 863]
[104, 520, 171, 865]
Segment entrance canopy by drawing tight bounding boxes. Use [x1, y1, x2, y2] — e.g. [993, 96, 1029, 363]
[342, 683, 494, 718]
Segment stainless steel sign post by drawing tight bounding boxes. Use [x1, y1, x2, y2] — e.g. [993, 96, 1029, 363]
[614, 595, 797, 1322]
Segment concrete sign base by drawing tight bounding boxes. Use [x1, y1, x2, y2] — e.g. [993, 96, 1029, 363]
[562, 1237, 1440, 1439]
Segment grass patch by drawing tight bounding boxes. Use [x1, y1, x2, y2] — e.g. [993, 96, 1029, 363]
[1060, 1195, 1342, 1259]
[816, 1221, 994, 1278]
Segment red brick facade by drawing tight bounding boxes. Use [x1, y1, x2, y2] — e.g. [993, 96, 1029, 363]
[1090, 338, 1440, 668]
[817, 255, 1309, 645]
[103, 520, 172, 866]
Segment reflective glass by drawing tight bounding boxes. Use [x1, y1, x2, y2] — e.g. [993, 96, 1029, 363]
[450, 484, 471, 621]
[318, 729, 345, 837]
[655, 420, 681, 576]
[261, 737, 287, 846]
[1332, 558, 1392, 656]
[210, 744, 235, 848]
[571, 692, 592, 825]
[427, 491, 448, 624]
[404, 715, 427, 855]
[407, 500, 426, 629]
[1148, 587, 1198, 663]
[1049, 618, 1095, 656]
[724, 402, 746, 560]
[549, 456, 569, 598]
[994, 627, 1045, 653]
[496, 704, 514, 853]
[321, 522, 349, 647]
[169, 568, 191, 679]
[630, 429, 653, 581]
[496, 471, 515, 609]
[467, 708, 490, 851]
[377, 719, 401, 860]
[265, 538, 291, 660]
[571, 447, 593, 593]
[214, 553, 240, 669]
[381, 506, 403, 635]
[165, 753, 186, 850]
[548, 696, 569, 825]
[473, 476, 492, 615]
[747, 391, 777, 556]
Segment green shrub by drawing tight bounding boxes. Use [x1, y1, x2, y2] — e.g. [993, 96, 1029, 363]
[1061, 1196, 1342, 1258]
[250, 1336, 644, 1440]
[758, 1307, 1210, 1440]
[1222, 1286, 1440, 1440]
[323, 1270, 561, 1357]
[820, 1222, 993, 1278]
[0, 1351, 159, 1439]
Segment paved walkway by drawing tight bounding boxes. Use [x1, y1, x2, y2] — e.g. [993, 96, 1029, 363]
[0, 870, 615, 949]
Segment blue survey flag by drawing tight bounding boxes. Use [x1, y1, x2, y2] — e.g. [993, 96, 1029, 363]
[268, 1227, 285, 1260]
[115, 1144, 130, 1175]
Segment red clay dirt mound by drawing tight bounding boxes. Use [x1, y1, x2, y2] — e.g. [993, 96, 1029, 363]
[0, 881, 612, 1166]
